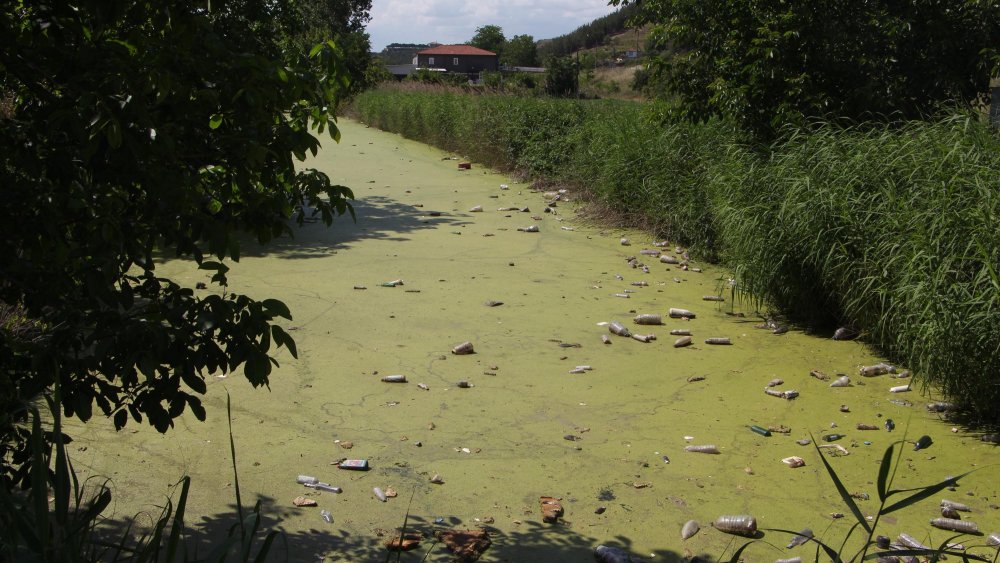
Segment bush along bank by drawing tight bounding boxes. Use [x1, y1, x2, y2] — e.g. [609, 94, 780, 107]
[349, 86, 1000, 424]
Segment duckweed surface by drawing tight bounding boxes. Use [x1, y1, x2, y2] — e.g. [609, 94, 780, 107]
[67, 120, 999, 562]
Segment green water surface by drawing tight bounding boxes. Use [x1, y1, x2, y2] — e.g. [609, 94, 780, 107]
[66, 119, 999, 562]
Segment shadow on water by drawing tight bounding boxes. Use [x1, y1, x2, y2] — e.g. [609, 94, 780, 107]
[238, 195, 473, 261]
[92, 492, 702, 562]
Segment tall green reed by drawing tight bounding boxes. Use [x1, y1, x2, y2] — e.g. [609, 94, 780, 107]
[350, 86, 1000, 424]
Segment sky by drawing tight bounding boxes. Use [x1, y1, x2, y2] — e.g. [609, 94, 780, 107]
[366, 0, 619, 52]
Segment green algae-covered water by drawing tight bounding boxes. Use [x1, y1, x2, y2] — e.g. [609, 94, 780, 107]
[67, 120, 999, 562]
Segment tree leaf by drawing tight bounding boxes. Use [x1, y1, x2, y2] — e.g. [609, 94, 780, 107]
[262, 298, 292, 320]
[271, 325, 298, 358]
[876, 442, 894, 502]
[209, 113, 224, 129]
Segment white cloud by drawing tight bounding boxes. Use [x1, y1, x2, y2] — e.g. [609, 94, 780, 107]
[368, 0, 618, 50]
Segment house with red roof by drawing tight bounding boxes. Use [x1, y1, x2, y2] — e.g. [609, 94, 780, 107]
[415, 45, 499, 76]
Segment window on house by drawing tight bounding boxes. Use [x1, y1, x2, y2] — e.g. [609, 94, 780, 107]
[453, 57, 459, 66]
[428, 57, 434, 65]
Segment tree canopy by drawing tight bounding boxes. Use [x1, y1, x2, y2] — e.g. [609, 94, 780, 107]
[469, 24, 505, 57]
[615, 0, 1000, 139]
[0, 0, 359, 485]
[502, 34, 539, 67]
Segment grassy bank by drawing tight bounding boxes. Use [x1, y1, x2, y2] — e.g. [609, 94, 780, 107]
[349, 84, 1000, 424]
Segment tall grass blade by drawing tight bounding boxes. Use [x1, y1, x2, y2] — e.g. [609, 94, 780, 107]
[227, 392, 245, 531]
[767, 528, 842, 562]
[252, 530, 281, 563]
[724, 540, 757, 563]
[811, 433, 871, 533]
[876, 442, 894, 502]
[165, 476, 192, 562]
[882, 470, 975, 515]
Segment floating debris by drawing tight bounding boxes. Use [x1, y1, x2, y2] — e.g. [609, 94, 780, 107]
[704, 337, 731, 345]
[668, 307, 696, 318]
[681, 520, 700, 540]
[674, 336, 692, 348]
[786, 528, 813, 548]
[809, 370, 831, 381]
[860, 362, 895, 377]
[941, 499, 971, 512]
[540, 496, 564, 523]
[685, 444, 720, 454]
[782, 456, 806, 468]
[436, 529, 492, 561]
[634, 313, 663, 325]
[608, 321, 631, 337]
[293, 496, 317, 507]
[832, 327, 858, 340]
[913, 435, 933, 451]
[452, 341, 475, 355]
[385, 534, 421, 552]
[712, 515, 757, 537]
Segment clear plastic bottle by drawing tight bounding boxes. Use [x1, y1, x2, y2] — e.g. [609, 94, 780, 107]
[320, 509, 333, 523]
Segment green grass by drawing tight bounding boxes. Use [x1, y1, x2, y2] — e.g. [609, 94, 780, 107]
[349, 85, 1000, 425]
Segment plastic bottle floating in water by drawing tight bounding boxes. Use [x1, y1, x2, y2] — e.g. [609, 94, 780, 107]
[320, 510, 333, 524]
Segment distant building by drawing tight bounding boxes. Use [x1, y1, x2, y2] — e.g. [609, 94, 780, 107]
[415, 45, 499, 76]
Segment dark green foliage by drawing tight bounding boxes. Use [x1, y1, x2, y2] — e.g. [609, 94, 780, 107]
[537, 4, 640, 60]
[281, 0, 375, 96]
[469, 24, 505, 57]
[749, 436, 986, 562]
[503, 34, 540, 67]
[545, 57, 579, 98]
[352, 87, 1000, 423]
[377, 43, 431, 65]
[0, 0, 355, 486]
[617, 0, 1000, 140]
[713, 116, 1000, 422]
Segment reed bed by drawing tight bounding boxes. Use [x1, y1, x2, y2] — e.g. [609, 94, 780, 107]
[350, 86, 1000, 423]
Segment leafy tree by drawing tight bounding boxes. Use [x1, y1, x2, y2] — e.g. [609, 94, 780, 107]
[545, 56, 579, 97]
[503, 34, 539, 67]
[469, 24, 505, 57]
[0, 0, 355, 486]
[283, 0, 376, 96]
[536, 4, 639, 60]
[614, 0, 1000, 139]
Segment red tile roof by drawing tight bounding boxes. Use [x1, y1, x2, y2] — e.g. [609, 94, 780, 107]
[417, 44, 497, 56]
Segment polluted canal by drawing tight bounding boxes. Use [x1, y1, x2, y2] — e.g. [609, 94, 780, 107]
[68, 119, 1000, 562]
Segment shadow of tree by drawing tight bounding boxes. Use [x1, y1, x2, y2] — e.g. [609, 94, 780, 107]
[91, 491, 704, 562]
[238, 195, 473, 260]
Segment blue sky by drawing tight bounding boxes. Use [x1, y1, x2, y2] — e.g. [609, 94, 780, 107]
[367, 0, 619, 51]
